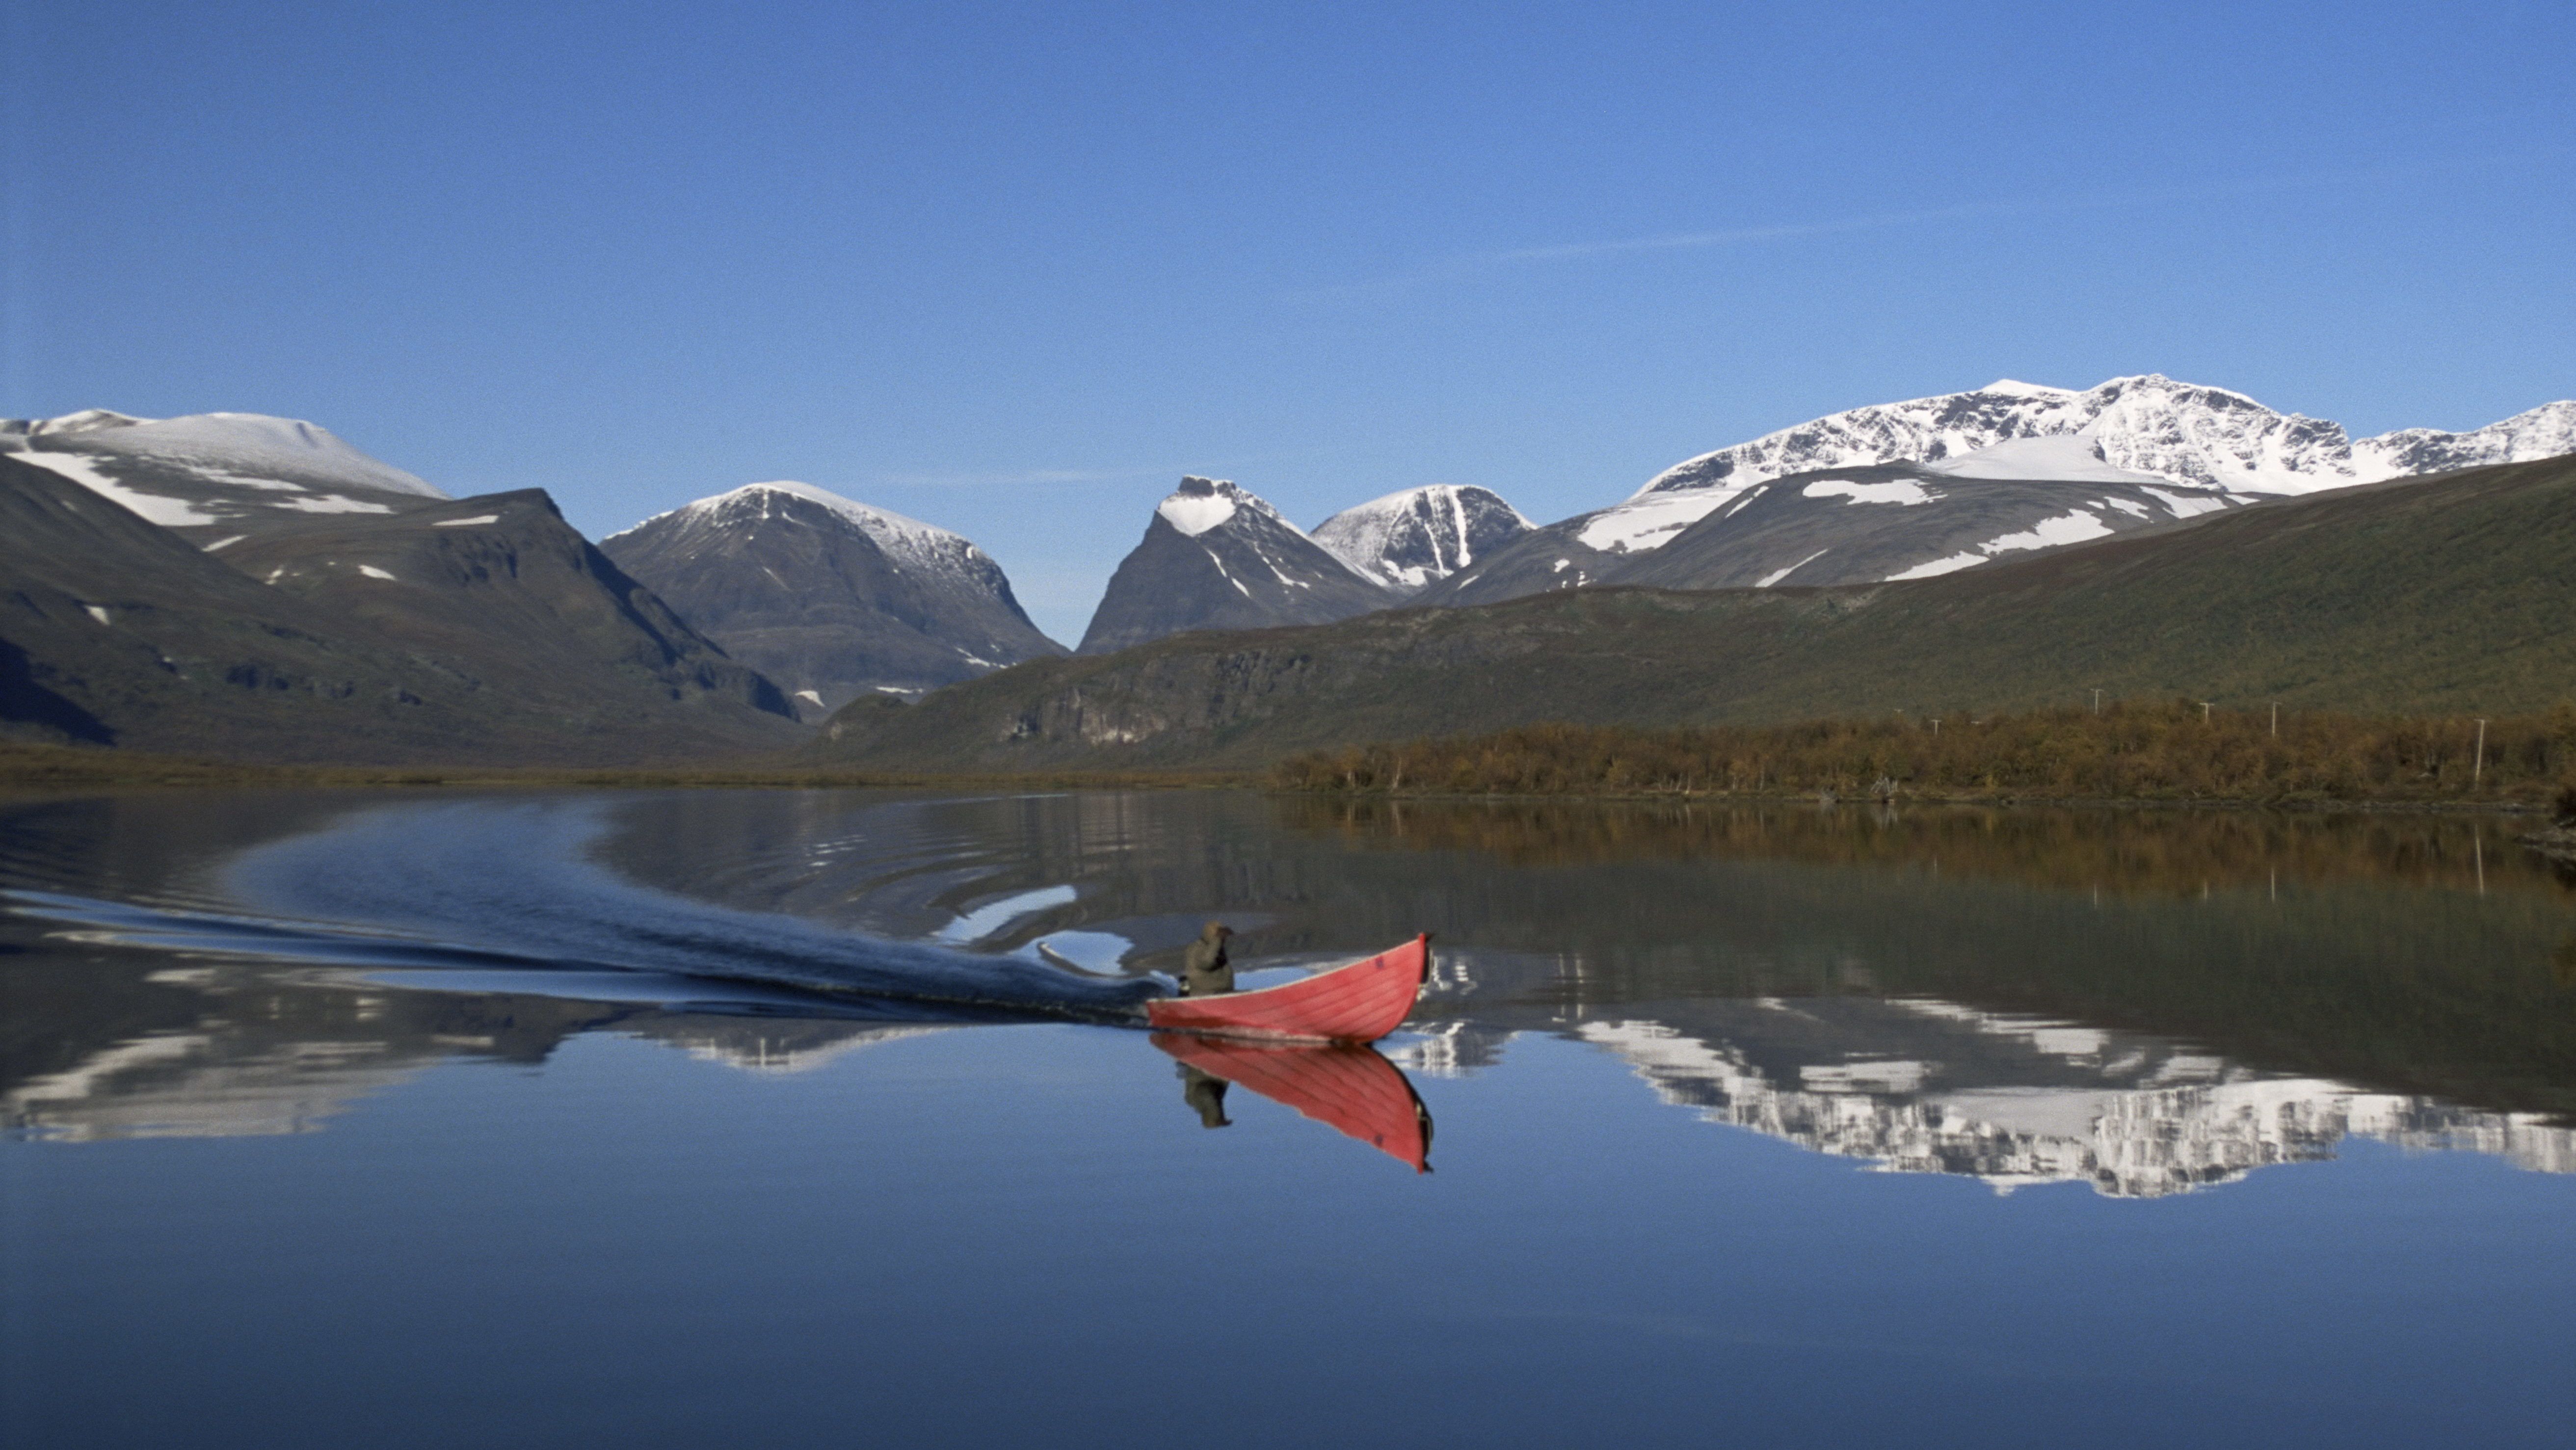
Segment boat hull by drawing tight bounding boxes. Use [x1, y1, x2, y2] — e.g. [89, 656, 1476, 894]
[1144, 934, 1429, 1045]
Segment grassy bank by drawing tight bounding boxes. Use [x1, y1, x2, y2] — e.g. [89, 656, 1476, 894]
[1272, 700, 2576, 809]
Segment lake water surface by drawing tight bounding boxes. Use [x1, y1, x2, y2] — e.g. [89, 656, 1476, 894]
[5, 788, 2574, 1448]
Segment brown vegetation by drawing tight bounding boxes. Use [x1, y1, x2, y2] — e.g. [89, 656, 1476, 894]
[1272, 700, 2576, 807]
[1274, 793, 2559, 900]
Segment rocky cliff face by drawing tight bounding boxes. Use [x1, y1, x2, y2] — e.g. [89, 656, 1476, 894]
[602, 481, 1061, 718]
[1075, 476, 1395, 655]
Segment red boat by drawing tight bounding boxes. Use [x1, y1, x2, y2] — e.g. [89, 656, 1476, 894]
[1145, 934, 1430, 1044]
[1151, 1032, 1433, 1172]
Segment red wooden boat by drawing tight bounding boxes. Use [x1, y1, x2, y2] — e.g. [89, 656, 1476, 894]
[1144, 934, 1430, 1044]
[1151, 1032, 1433, 1172]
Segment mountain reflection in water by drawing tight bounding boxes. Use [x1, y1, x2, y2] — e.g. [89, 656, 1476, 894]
[3, 788, 2573, 1193]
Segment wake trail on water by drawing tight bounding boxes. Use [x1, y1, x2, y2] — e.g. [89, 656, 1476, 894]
[15, 797, 1165, 1021]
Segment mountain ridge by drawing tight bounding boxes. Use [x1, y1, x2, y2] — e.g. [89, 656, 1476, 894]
[809, 454, 2576, 772]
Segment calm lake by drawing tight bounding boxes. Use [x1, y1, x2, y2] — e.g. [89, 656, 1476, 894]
[5, 788, 2574, 1448]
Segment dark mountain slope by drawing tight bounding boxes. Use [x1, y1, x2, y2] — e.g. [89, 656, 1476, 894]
[810, 454, 2576, 772]
[0, 459, 797, 764]
[601, 481, 1060, 718]
[216, 490, 796, 731]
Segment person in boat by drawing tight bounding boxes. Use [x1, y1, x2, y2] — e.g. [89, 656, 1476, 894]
[1179, 921, 1234, 997]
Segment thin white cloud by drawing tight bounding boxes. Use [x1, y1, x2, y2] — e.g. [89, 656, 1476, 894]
[1300, 151, 2567, 301]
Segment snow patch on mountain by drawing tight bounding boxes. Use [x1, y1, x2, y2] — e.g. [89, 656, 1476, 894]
[1883, 550, 1987, 581]
[1312, 483, 1535, 591]
[1574, 491, 1730, 554]
[1158, 490, 1239, 536]
[1880, 508, 2116, 582]
[1984, 508, 2115, 554]
[7, 450, 221, 527]
[1802, 478, 1939, 506]
[1755, 548, 1830, 587]
[2141, 487, 2230, 519]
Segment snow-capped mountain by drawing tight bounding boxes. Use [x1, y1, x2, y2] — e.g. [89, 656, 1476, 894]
[1312, 484, 1535, 594]
[602, 480, 1061, 716]
[0, 408, 448, 544]
[1077, 476, 1395, 655]
[1639, 373, 2574, 503]
[1425, 377, 2575, 607]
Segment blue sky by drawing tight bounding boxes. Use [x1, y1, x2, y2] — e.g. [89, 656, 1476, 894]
[6, 1, 2571, 643]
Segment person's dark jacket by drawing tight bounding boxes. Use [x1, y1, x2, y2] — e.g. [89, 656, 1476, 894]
[1180, 922, 1235, 996]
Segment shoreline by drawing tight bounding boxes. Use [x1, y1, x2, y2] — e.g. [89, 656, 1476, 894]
[1, 740, 2563, 822]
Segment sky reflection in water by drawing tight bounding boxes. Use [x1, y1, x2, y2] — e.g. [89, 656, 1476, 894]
[4, 788, 2574, 1448]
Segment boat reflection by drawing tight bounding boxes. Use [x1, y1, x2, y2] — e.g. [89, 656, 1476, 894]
[1151, 1032, 1433, 1172]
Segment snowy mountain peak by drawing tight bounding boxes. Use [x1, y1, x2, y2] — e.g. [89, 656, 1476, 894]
[1, 408, 444, 500]
[614, 479, 987, 584]
[1156, 476, 1286, 537]
[1633, 375, 2576, 512]
[2350, 399, 2576, 477]
[601, 480, 1059, 714]
[1313, 484, 1537, 593]
[1078, 476, 1389, 654]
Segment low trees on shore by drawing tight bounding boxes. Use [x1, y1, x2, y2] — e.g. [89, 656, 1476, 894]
[1274, 700, 2576, 807]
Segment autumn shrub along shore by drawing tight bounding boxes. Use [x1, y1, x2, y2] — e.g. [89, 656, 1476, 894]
[1272, 701, 2576, 807]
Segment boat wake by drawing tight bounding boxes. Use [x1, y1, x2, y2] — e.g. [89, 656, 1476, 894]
[5, 796, 1165, 1022]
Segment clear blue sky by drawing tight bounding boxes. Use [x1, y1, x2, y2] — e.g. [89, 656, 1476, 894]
[7, 1, 2571, 643]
